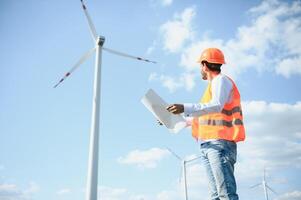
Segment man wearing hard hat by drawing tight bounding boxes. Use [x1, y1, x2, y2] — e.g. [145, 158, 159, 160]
[167, 48, 246, 200]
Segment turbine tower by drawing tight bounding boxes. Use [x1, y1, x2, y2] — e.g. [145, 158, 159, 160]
[54, 1, 156, 200]
[166, 148, 202, 200]
[250, 168, 277, 200]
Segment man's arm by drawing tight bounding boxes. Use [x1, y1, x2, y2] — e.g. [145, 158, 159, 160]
[184, 75, 233, 117]
[167, 75, 233, 117]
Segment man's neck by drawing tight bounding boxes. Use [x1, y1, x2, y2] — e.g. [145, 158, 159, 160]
[208, 72, 220, 81]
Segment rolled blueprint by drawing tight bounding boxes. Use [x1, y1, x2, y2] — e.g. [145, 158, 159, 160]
[141, 89, 186, 133]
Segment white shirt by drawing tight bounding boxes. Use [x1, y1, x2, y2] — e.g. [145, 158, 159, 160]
[184, 74, 233, 125]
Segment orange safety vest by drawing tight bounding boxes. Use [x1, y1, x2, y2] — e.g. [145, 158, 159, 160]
[192, 76, 246, 142]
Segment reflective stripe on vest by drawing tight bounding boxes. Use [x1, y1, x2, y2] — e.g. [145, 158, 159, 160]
[221, 106, 242, 116]
[198, 118, 243, 127]
[192, 76, 246, 142]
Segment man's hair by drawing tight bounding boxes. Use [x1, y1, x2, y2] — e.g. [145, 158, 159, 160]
[202, 61, 222, 73]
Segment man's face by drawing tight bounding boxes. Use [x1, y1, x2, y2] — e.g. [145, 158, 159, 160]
[201, 64, 207, 80]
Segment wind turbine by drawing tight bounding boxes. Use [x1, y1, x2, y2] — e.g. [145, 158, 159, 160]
[250, 168, 277, 200]
[166, 147, 202, 200]
[53, 1, 156, 200]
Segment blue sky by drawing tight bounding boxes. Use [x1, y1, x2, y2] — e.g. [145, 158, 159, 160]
[1, 0, 301, 200]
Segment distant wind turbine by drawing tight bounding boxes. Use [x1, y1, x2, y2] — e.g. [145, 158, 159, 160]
[250, 168, 277, 200]
[166, 147, 202, 200]
[53, 1, 156, 200]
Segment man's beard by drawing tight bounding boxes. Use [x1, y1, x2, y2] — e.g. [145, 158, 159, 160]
[201, 70, 207, 80]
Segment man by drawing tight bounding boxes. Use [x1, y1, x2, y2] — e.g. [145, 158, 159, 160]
[166, 48, 245, 200]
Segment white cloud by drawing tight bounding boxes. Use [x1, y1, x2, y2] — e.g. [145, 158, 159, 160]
[160, 0, 173, 7]
[150, 0, 173, 7]
[98, 186, 151, 200]
[180, 37, 224, 72]
[98, 186, 128, 200]
[155, 0, 301, 92]
[117, 148, 170, 169]
[0, 182, 39, 200]
[276, 56, 301, 78]
[0, 184, 24, 200]
[148, 72, 159, 82]
[23, 182, 39, 196]
[158, 75, 182, 93]
[148, 72, 196, 93]
[235, 101, 301, 183]
[160, 7, 196, 52]
[56, 188, 71, 195]
[156, 190, 178, 200]
[146, 40, 158, 56]
[275, 190, 301, 200]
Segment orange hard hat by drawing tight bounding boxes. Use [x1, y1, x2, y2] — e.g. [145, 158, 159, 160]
[197, 48, 226, 64]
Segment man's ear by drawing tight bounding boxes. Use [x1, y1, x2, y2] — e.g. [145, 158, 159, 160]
[203, 63, 209, 72]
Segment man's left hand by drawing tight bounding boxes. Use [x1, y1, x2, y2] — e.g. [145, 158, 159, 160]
[166, 104, 184, 114]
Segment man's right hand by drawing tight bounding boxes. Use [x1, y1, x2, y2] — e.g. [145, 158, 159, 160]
[166, 104, 184, 114]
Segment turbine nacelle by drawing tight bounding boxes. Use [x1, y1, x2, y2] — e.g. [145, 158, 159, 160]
[97, 36, 105, 46]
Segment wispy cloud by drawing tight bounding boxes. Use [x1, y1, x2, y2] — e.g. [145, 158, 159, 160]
[97, 186, 151, 200]
[117, 148, 170, 169]
[156, 190, 178, 200]
[0, 182, 39, 200]
[98, 186, 128, 200]
[56, 188, 71, 195]
[275, 190, 301, 200]
[148, 72, 196, 93]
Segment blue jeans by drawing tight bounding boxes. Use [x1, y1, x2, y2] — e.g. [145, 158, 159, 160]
[200, 140, 239, 200]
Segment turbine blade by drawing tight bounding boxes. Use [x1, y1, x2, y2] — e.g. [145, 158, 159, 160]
[102, 47, 157, 64]
[250, 183, 261, 189]
[53, 47, 96, 88]
[80, 0, 98, 41]
[166, 147, 182, 161]
[179, 165, 183, 183]
[266, 185, 277, 195]
[186, 155, 202, 163]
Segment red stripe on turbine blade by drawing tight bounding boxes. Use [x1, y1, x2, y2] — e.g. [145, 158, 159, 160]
[80, 0, 86, 9]
[53, 80, 62, 88]
[66, 72, 70, 76]
[137, 57, 142, 60]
